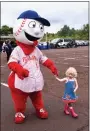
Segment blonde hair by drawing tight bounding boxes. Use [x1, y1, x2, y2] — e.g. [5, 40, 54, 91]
[65, 67, 77, 78]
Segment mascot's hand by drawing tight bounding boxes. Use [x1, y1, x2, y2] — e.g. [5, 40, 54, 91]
[43, 59, 58, 76]
[49, 65, 58, 76]
[17, 68, 29, 80]
[8, 62, 29, 80]
[23, 69, 29, 77]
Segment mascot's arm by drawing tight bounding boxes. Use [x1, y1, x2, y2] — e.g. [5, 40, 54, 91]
[8, 62, 29, 80]
[43, 59, 58, 76]
[8, 47, 29, 80]
[37, 47, 58, 76]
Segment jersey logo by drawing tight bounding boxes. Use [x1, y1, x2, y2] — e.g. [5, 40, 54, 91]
[23, 55, 37, 63]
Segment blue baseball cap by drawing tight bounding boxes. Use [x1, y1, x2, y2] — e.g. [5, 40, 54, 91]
[17, 10, 50, 26]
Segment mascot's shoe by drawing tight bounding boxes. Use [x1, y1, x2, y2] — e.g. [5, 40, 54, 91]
[36, 108, 48, 119]
[64, 104, 70, 115]
[15, 112, 25, 124]
[69, 107, 78, 118]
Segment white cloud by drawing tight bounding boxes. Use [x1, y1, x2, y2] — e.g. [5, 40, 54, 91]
[1, 1, 88, 33]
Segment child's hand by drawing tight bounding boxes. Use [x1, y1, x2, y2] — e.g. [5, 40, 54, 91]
[55, 76, 61, 82]
[74, 89, 77, 92]
[55, 77, 67, 82]
[74, 90, 76, 92]
[74, 86, 78, 92]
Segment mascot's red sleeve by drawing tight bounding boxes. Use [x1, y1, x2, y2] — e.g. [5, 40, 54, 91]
[43, 59, 58, 76]
[8, 62, 29, 80]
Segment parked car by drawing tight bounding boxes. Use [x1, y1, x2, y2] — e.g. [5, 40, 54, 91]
[85, 41, 89, 46]
[50, 38, 60, 49]
[50, 38, 77, 48]
[75, 40, 81, 46]
[37, 42, 50, 50]
[75, 40, 88, 47]
[83, 40, 89, 46]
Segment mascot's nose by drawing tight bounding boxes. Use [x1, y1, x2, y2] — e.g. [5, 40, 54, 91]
[34, 27, 41, 36]
[34, 31, 39, 36]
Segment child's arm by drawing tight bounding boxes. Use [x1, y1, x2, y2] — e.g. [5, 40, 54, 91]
[55, 76, 67, 82]
[74, 78, 78, 92]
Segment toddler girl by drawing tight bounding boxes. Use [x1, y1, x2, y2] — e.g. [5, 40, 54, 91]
[55, 67, 78, 118]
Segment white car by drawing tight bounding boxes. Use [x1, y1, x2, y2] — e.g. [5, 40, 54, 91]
[50, 38, 77, 48]
[75, 40, 86, 46]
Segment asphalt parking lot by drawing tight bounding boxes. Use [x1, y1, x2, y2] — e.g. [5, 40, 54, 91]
[1, 46, 89, 131]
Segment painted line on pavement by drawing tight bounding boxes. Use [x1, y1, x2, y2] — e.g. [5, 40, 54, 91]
[63, 63, 69, 64]
[1, 82, 9, 87]
[0, 65, 7, 68]
[63, 63, 89, 68]
[80, 65, 89, 68]
[64, 58, 76, 60]
[83, 56, 88, 57]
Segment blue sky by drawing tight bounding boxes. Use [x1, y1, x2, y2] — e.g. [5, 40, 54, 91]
[1, 1, 88, 33]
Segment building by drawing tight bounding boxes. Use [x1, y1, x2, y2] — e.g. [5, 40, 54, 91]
[1, 35, 15, 41]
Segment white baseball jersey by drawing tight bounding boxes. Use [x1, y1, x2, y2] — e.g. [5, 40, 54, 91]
[8, 46, 48, 93]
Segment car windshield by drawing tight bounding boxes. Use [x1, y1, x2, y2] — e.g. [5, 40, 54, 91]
[51, 38, 60, 43]
[39, 42, 47, 45]
[64, 39, 71, 42]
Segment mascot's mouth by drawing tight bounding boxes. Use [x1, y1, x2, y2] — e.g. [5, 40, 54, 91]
[24, 32, 40, 41]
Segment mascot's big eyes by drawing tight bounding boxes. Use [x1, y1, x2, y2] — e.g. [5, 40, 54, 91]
[28, 21, 36, 28]
[39, 24, 44, 32]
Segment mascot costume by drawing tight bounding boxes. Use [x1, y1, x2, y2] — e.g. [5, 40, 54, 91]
[8, 10, 58, 124]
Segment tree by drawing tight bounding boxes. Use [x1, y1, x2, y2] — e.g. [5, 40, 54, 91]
[0, 28, 2, 35]
[9, 27, 13, 34]
[81, 24, 89, 40]
[1, 25, 13, 35]
[1, 25, 10, 35]
[69, 28, 75, 37]
[60, 25, 70, 37]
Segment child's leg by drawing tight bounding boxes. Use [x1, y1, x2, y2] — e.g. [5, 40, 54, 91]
[64, 103, 70, 115]
[68, 103, 78, 118]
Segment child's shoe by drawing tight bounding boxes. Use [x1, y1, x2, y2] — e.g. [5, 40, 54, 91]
[15, 112, 25, 124]
[64, 104, 70, 115]
[36, 108, 48, 119]
[69, 107, 78, 118]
